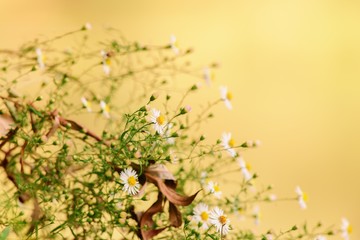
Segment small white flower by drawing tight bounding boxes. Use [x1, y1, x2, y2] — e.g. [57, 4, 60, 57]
[101, 50, 111, 75]
[170, 34, 179, 55]
[209, 207, 231, 236]
[265, 234, 274, 240]
[81, 97, 92, 112]
[237, 156, 252, 181]
[314, 235, 327, 240]
[115, 202, 123, 210]
[341, 218, 352, 240]
[134, 150, 142, 159]
[192, 203, 211, 230]
[252, 205, 261, 225]
[84, 22, 92, 30]
[268, 194, 277, 201]
[200, 171, 208, 185]
[100, 100, 110, 118]
[206, 181, 222, 199]
[120, 167, 140, 195]
[254, 139, 262, 147]
[295, 186, 308, 209]
[149, 108, 166, 135]
[165, 123, 175, 144]
[221, 132, 237, 157]
[220, 86, 233, 110]
[203, 67, 214, 85]
[234, 206, 246, 221]
[36, 48, 45, 70]
[169, 150, 179, 164]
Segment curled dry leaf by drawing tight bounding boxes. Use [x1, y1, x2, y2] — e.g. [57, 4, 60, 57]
[145, 164, 175, 181]
[169, 202, 182, 227]
[133, 164, 200, 239]
[140, 193, 166, 240]
[145, 172, 200, 206]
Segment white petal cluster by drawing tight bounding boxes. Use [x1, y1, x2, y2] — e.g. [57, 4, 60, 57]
[209, 207, 231, 236]
[149, 108, 167, 135]
[221, 132, 237, 157]
[120, 167, 141, 196]
[220, 86, 232, 110]
[295, 186, 307, 209]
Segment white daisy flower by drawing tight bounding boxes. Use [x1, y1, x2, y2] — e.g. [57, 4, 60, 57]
[221, 132, 237, 157]
[100, 50, 111, 75]
[120, 167, 140, 195]
[192, 203, 211, 230]
[295, 186, 308, 209]
[36, 48, 45, 70]
[314, 235, 327, 240]
[237, 156, 252, 181]
[170, 34, 180, 55]
[206, 181, 222, 199]
[149, 108, 166, 135]
[81, 97, 92, 112]
[341, 218, 352, 240]
[209, 207, 231, 236]
[100, 100, 110, 119]
[220, 86, 233, 110]
[203, 67, 214, 85]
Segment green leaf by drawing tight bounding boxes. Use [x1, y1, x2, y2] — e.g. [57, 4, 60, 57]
[0, 226, 11, 240]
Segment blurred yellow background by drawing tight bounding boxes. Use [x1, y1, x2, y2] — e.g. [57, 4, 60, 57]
[1, 0, 359, 238]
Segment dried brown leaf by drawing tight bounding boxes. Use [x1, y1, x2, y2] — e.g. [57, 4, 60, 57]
[169, 202, 182, 227]
[145, 164, 175, 180]
[145, 172, 200, 206]
[140, 193, 165, 240]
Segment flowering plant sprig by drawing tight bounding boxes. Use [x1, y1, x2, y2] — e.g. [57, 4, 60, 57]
[0, 25, 351, 240]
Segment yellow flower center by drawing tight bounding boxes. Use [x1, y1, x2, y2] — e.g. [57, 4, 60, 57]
[105, 58, 111, 65]
[219, 215, 227, 225]
[211, 71, 216, 81]
[104, 105, 110, 113]
[228, 138, 235, 148]
[156, 115, 165, 125]
[226, 92, 233, 101]
[246, 163, 252, 171]
[214, 185, 220, 192]
[347, 225, 353, 234]
[173, 40, 179, 48]
[302, 192, 308, 202]
[127, 176, 137, 186]
[200, 211, 209, 221]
